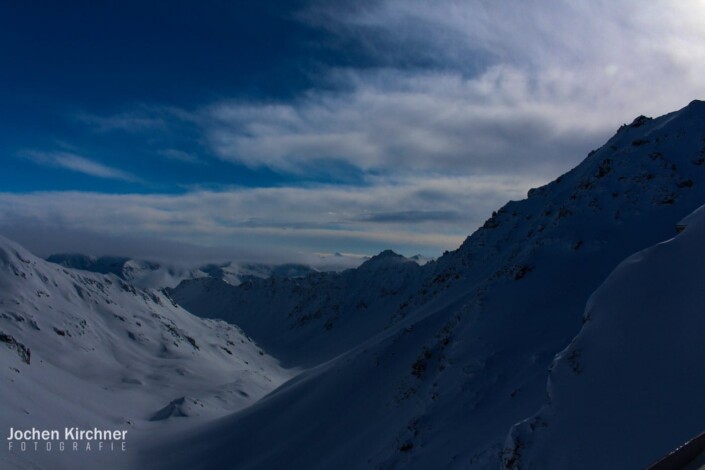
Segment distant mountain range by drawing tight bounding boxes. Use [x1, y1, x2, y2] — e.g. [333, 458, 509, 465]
[44, 252, 418, 289]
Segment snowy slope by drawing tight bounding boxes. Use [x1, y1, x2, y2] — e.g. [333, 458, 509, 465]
[503, 203, 705, 470]
[158, 101, 705, 469]
[0, 236, 292, 470]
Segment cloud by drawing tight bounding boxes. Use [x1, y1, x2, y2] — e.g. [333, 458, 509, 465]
[357, 210, 463, 224]
[22, 151, 139, 182]
[189, 0, 705, 178]
[200, 71, 602, 178]
[77, 108, 167, 133]
[0, 173, 542, 261]
[75, 1, 705, 184]
[157, 149, 202, 164]
[305, 0, 705, 83]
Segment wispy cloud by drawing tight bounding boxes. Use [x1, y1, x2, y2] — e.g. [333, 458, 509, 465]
[193, 0, 705, 178]
[200, 72, 602, 178]
[75, 1, 705, 184]
[157, 148, 202, 164]
[0, 173, 542, 260]
[77, 109, 167, 133]
[70, 0, 705, 187]
[22, 151, 139, 182]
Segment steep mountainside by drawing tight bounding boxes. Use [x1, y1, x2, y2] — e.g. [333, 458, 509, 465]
[173, 250, 426, 366]
[161, 101, 705, 469]
[503, 204, 705, 469]
[0, 237, 292, 470]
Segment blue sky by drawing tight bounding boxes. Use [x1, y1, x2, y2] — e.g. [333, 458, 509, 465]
[2, 0, 705, 262]
[1, 1, 339, 193]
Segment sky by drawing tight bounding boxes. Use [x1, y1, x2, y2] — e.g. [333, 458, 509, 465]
[2, 0, 705, 263]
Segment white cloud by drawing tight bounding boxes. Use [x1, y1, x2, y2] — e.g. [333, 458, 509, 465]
[22, 151, 139, 182]
[72, 2, 705, 183]
[201, 70, 604, 179]
[67, 2, 705, 184]
[194, 0, 705, 178]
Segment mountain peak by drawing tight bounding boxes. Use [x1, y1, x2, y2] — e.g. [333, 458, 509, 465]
[358, 249, 413, 270]
[0, 234, 34, 268]
[676, 98, 705, 121]
[374, 249, 402, 259]
[628, 114, 652, 128]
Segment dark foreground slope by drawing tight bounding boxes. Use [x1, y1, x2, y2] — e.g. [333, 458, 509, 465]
[504, 204, 705, 470]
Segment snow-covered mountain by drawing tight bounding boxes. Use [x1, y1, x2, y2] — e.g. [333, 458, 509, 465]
[46, 253, 207, 289]
[198, 261, 319, 287]
[503, 203, 705, 469]
[4, 100, 705, 470]
[159, 101, 705, 469]
[0, 236, 292, 470]
[46, 253, 322, 289]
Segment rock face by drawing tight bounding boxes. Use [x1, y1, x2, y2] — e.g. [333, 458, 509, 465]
[158, 101, 705, 469]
